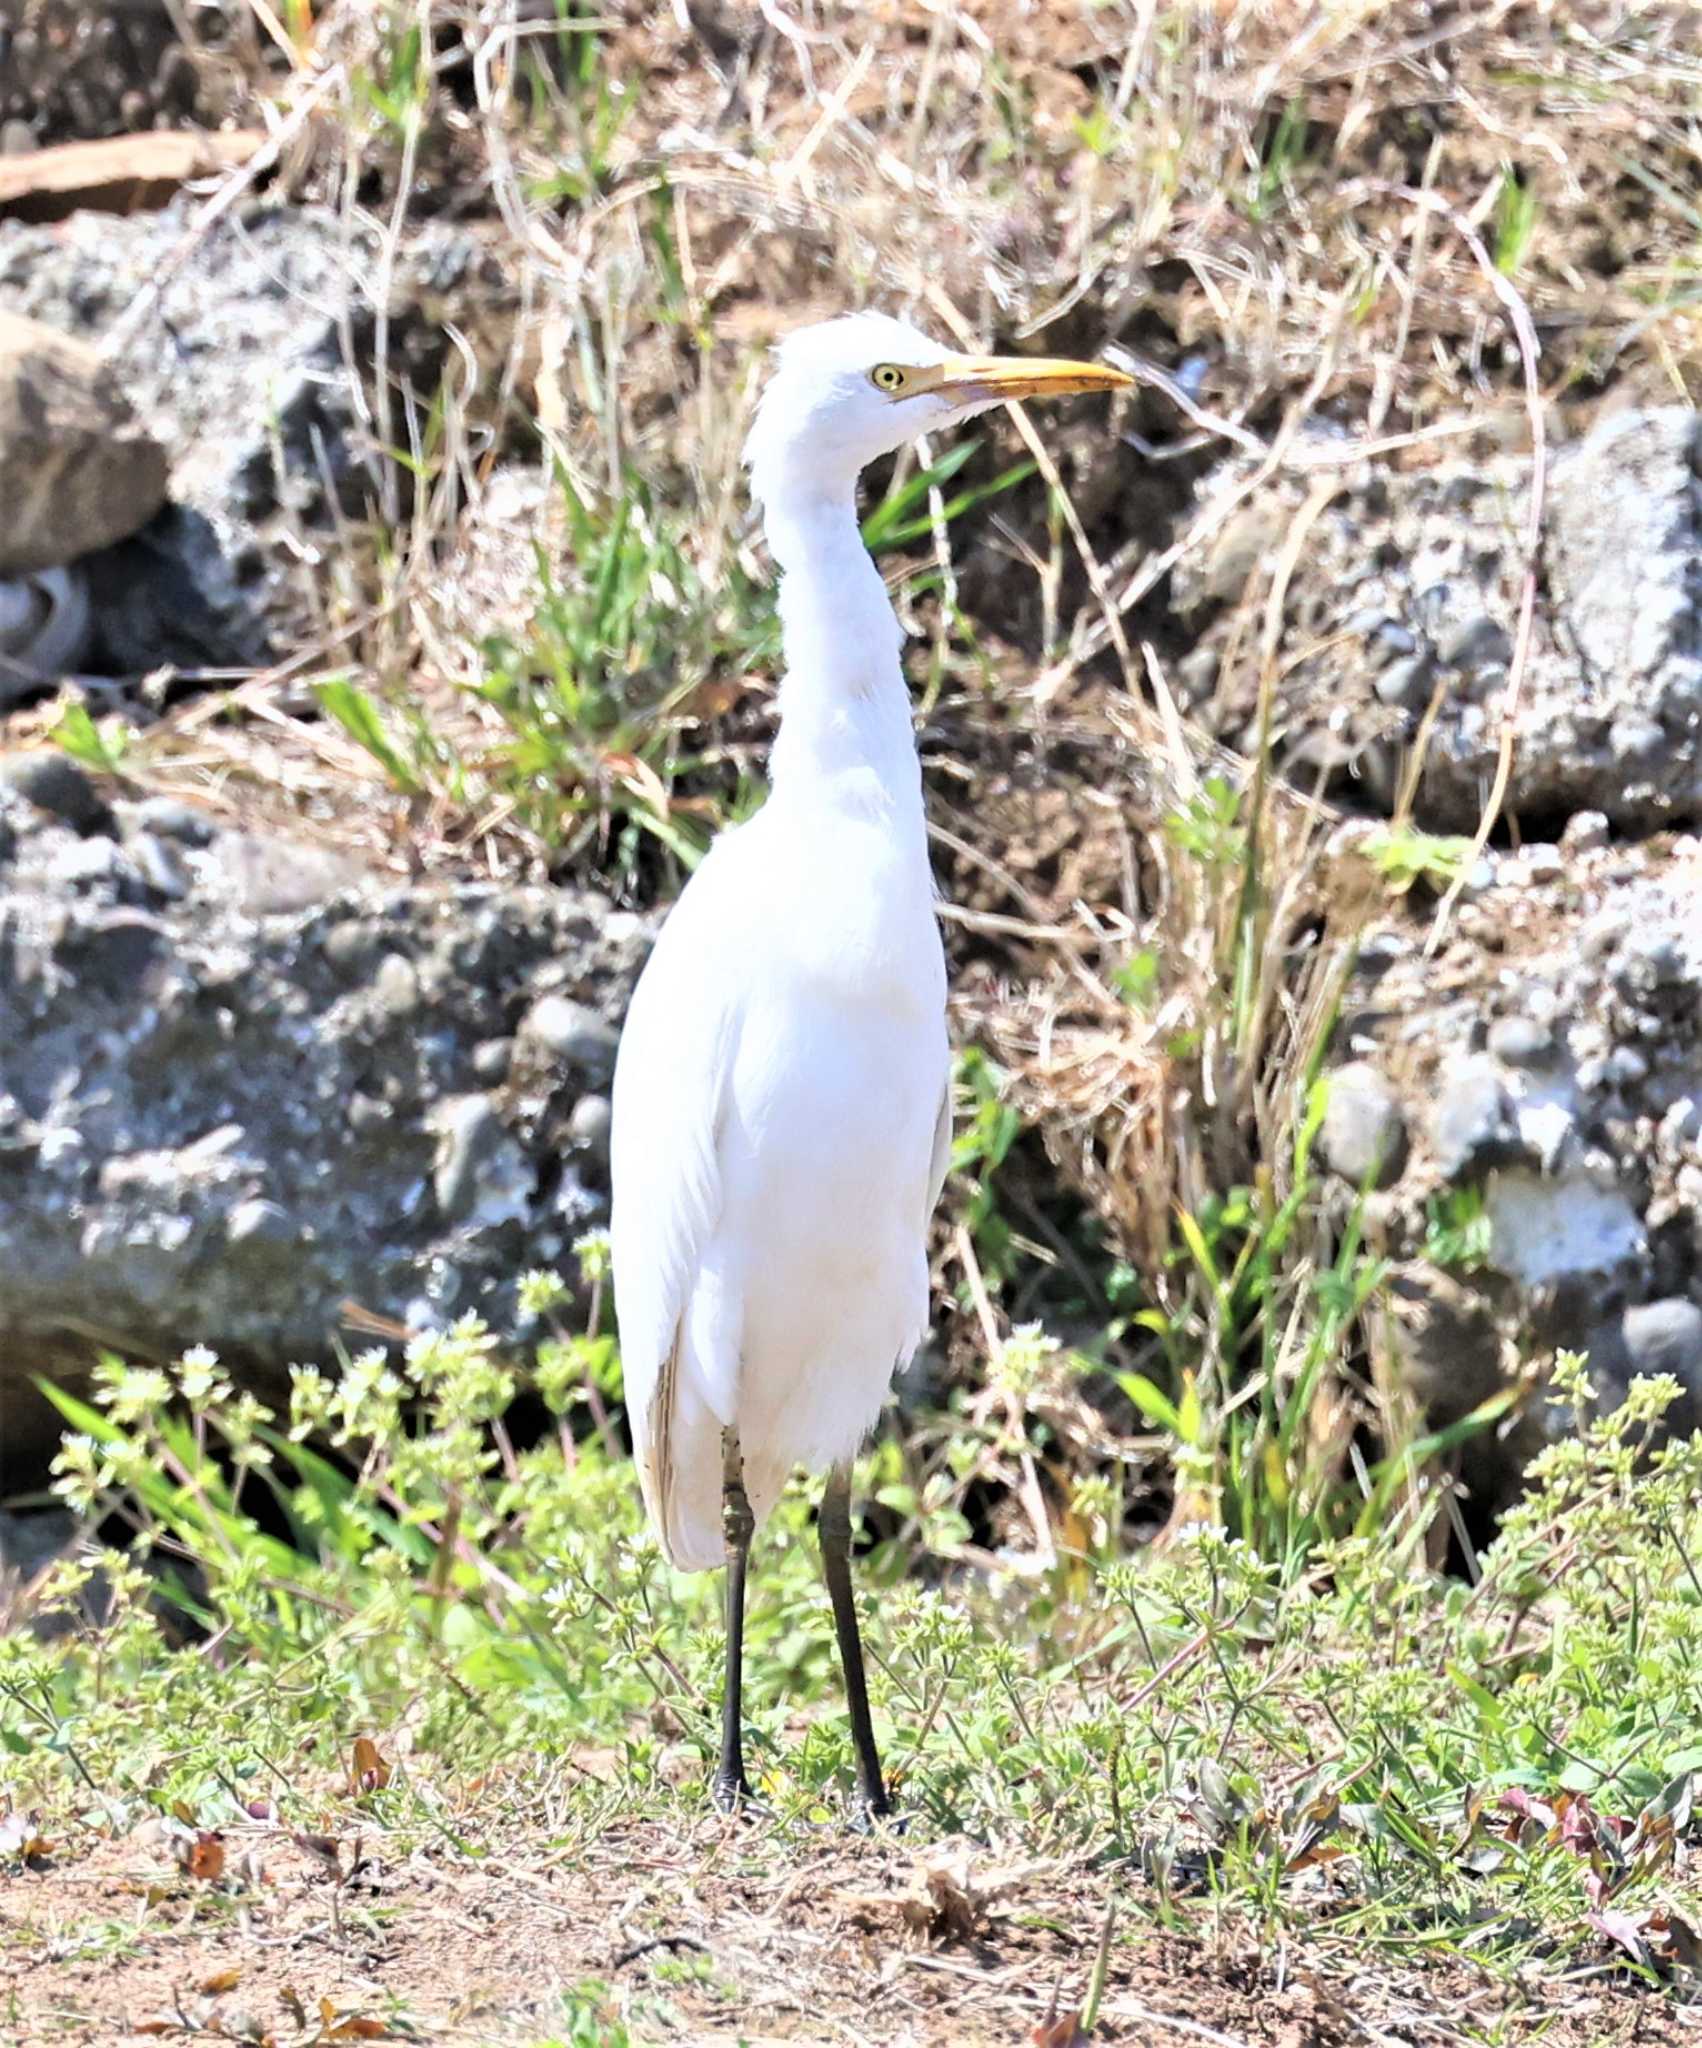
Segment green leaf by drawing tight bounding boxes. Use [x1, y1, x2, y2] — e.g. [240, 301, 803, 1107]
[1114, 1371, 1183, 1436]
[314, 677, 422, 793]
[51, 704, 128, 775]
[860, 439, 981, 548]
[1446, 1662, 1507, 1728]
[874, 458, 1038, 548]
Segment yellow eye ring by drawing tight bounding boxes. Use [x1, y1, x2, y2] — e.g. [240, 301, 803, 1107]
[871, 363, 907, 393]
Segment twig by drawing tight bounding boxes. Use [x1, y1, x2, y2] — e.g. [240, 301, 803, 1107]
[1124, 1623, 1212, 1712]
[612, 1934, 709, 1969]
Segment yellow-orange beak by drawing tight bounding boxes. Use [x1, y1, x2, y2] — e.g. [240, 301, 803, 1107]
[922, 352, 1134, 406]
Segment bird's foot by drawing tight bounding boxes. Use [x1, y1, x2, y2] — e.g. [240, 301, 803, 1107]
[710, 1771, 771, 1821]
[848, 1785, 907, 1836]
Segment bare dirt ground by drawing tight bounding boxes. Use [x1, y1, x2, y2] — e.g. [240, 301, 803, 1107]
[5, 1817, 1691, 2047]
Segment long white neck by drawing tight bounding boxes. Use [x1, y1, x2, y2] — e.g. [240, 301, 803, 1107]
[758, 479, 923, 824]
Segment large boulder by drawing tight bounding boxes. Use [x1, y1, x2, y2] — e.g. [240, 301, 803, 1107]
[1180, 406, 1702, 833]
[0, 198, 522, 681]
[1321, 826, 1702, 1435]
[0, 755, 648, 1485]
[0, 308, 168, 575]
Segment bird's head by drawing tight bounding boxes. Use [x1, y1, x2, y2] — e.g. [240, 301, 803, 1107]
[743, 310, 1131, 511]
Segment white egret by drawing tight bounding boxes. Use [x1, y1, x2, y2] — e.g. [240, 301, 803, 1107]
[610, 312, 1130, 1817]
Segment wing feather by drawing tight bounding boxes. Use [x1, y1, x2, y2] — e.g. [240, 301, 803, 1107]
[923, 1070, 953, 1229]
[610, 854, 744, 1564]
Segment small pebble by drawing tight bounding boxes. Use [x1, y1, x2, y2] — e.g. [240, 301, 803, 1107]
[567, 1092, 613, 1155]
[371, 952, 419, 1019]
[129, 796, 216, 847]
[1201, 505, 1283, 604]
[1561, 810, 1610, 855]
[1610, 714, 1664, 764]
[1438, 614, 1512, 672]
[520, 994, 619, 1082]
[1659, 1096, 1701, 1149]
[432, 1094, 530, 1226]
[1487, 1016, 1552, 1068]
[1603, 1045, 1650, 1088]
[1366, 619, 1417, 668]
[225, 1198, 295, 1249]
[472, 1037, 514, 1084]
[1320, 1062, 1408, 1189]
[322, 921, 377, 975]
[1432, 1056, 1517, 1180]
[1374, 652, 1432, 709]
[43, 835, 127, 890]
[348, 1093, 390, 1135]
[126, 832, 189, 902]
[1176, 645, 1220, 702]
[433, 1096, 506, 1221]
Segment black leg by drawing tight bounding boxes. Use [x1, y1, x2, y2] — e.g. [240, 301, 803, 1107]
[820, 1463, 892, 1822]
[713, 1427, 757, 1814]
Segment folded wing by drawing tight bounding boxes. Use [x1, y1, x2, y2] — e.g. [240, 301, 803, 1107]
[610, 862, 743, 1566]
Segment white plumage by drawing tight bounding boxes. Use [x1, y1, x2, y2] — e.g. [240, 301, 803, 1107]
[608, 311, 1129, 1813]
[612, 314, 959, 1569]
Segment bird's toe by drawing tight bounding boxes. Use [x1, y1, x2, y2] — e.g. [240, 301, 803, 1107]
[848, 1788, 906, 1836]
[710, 1772, 771, 1821]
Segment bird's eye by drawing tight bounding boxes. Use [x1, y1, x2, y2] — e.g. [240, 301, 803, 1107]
[870, 363, 908, 393]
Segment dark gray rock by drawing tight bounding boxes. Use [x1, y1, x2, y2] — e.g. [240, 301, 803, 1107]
[0, 750, 111, 833]
[1622, 1298, 1702, 1391]
[0, 789, 649, 1485]
[1191, 405, 1702, 830]
[1320, 1061, 1408, 1188]
[0, 199, 520, 682]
